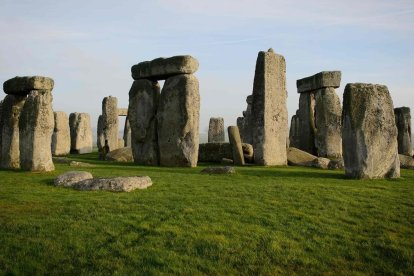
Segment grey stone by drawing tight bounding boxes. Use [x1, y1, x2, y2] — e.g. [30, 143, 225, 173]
[297, 92, 317, 155]
[221, 158, 233, 165]
[3, 76, 54, 96]
[69, 113, 93, 154]
[128, 79, 160, 165]
[200, 166, 236, 174]
[102, 96, 119, 152]
[158, 74, 200, 167]
[314, 87, 342, 158]
[394, 107, 412, 156]
[342, 83, 400, 179]
[399, 154, 414, 169]
[19, 90, 54, 172]
[97, 115, 104, 152]
[242, 143, 254, 163]
[287, 147, 317, 166]
[118, 138, 124, 148]
[0, 100, 3, 162]
[123, 117, 131, 147]
[51, 111, 70, 156]
[310, 157, 331, 169]
[251, 49, 288, 165]
[118, 108, 128, 116]
[228, 126, 245, 165]
[328, 159, 344, 170]
[198, 142, 232, 163]
[54, 171, 93, 187]
[106, 147, 133, 162]
[208, 117, 225, 143]
[246, 95, 253, 105]
[69, 161, 95, 167]
[0, 95, 25, 169]
[296, 71, 341, 93]
[72, 176, 152, 192]
[52, 157, 70, 164]
[289, 111, 300, 149]
[131, 55, 199, 80]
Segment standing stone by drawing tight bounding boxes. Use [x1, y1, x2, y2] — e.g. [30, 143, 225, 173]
[0, 95, 26, 169]
[69, 113, 93, 154]
[97, 115, 104, 152]
[102, 96, 119, 152]
[394, 107, 412, 156]
[128, 79, 160, 165]
[289, 111, 300, 149]
[228, 126, 245, 165]
[251, 48, 288, 165]
[3, 76, 54, 96]
[19, 90, 54, 172]
[51, 111, 70, 156]
[208, 117, 225, 143]
[158, 74, 200, 167]
[297, 92, 317, 155]
[314, 87, 342, 158]
[342, 83, 400, 179]
[0, 100, 2, 162]
[123, 116, 131, 147]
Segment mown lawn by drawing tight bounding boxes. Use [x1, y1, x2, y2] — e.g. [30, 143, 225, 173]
[1, 152, 413, 275]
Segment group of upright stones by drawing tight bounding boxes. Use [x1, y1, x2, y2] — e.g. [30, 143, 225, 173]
[0, 48, 411, 179]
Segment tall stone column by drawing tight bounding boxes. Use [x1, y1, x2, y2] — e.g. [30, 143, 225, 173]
[289, 110, 301, 148]
[251, 48, 288, 165]
[208, 117, 225, 143]
[394, 107, 412, 156]
[342, 83, 399, 179]
[128, 79, 160, 165]
[123, 116, 132, 147]
[97, 115, 104, 152]
[51, 111, 71, 156]
[69, 113, 93, 154]
[102, 96, 119, 152]
[228, 126, 245, 165]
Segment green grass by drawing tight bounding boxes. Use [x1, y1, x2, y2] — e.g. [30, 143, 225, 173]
[1, 152, 413, 275]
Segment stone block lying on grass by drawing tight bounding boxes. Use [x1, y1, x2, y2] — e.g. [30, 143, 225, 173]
[106, 147, 133, 162]
[54, 171, 152, 192]
[399, 154, 414, 169]
[200, 166, 236, 174]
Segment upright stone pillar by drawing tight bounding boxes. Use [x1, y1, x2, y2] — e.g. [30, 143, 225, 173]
[51, 111, 70, 156]
[296, 71, 342, 158]
[208, 117, 225, 143]
[97, 115, 104, 152]
[228, 126, 245, 165]
[157, 74, 200, 167]
[128, 79, 160, 165]
[123, 116, 131, 147]
[19, 90, 55, 171]
[69, 113, 93, 154]
[0, 95, 26, 169]
[102, 96, 119, 152]
[289, 110, 301, 148]
[251, 48, 288, 165]
[342, 83, 400, 179]
[394, 107, 412, 156]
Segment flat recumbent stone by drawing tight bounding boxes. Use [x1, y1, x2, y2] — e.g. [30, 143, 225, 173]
[3, 76, 54, 95]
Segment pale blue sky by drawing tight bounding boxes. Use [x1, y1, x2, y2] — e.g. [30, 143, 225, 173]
[1, 0, 413, 135]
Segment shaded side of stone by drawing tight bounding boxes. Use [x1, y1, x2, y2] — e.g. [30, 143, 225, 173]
[3, 76, 54, 95]
[97, 115, 104, 152]
[198, 142, 232, 162]
[394, 107, 412, 156]
[228, 126, 245, 165]
[296, 71, 341, 93]
[123, 116, 131, 147]
[297, 92, 317, 155]
[69, 113, 93, 154]
[289, 110, 301, 149]
[208, 117, 225, 143]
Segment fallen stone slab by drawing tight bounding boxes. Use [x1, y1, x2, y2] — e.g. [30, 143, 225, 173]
[53, 157, 71, 164]
[399, 154, 414, 169]
[69, 161, 96, 167]
[131, 55, 199, 80]
[200, 166, 236, 174]
[3, 76, 54, 95]
[296, 71, 341, 93]
[221, 158, 233, 165]
[72, 176, 152, 192]
[106, 147, 133, 162]
[310, 157, 331, 169]
[54, 171, 93, 187]
[328, 159, 344, 170]
[287, 147, 317, 166]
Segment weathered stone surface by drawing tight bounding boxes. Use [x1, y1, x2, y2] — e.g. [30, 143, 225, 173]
[251, 48, 288, 165]
[399, 154, 414, 169]
[289, 111, 300, 149]
[123, 117, 131, 147]
[131, 55, 199, 80]
[128, 79, 160, 165]
[342, 83, 400, 179]
[118, 108, 128, 116]
[242, 143, 254, 163]
[54, 171, 93, 187]
[208, 117, 225, 143]
[106, 147, 133, 162]
[0, 100, 3, 162]
[287, 147, 317, 166]
[72, 176, 152, 192]
[297, 92, 317, 155]
[221, 158, 233, 165]
[69, 113, 93, 154]
[3, 76, 54, 95]
[228, 126, 245, 165]
[51, 111, 70, 156]
[314, 87, 342, 158]
[200, 166, 235, 174]
[102, 96, 119, 152]
[394, 107, 412, 156]
[69, 161, 95, 167]
[19, 90, 54, 172]
[246, 95, 253, 105]
[97, 115, 104, 152]
[0, 95, 25, 169]
[328, 159, 344, 170]
[198, 142, 232, 162]
[118, 138, 124, 148]
[297, 71, 341, 93]
[310, 157, 331, 169]
[158, 74, 200, 167]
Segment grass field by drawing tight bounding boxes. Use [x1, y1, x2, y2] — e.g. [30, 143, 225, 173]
[1, 152, 413, 275]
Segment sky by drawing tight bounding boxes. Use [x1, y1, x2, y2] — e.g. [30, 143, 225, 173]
[1, 0, 413, 138]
